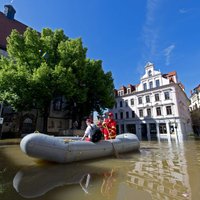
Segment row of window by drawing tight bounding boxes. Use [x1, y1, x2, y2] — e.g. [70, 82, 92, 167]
[118, 88, 132, 96]
[117, 78, 161, 96]
[117, 122, 176, 135]
[143, 79, 160, 90]
[114, 106, 172, 119]
[116, 91, 170, 108]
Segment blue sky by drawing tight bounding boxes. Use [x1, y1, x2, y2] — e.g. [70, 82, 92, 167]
[1, 0, 200, 96]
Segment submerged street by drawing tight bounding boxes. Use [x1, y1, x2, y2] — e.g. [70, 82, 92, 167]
[1, 137, 200, 200]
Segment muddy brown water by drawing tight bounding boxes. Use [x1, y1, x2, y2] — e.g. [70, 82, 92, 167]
[0, 138, 200, 200]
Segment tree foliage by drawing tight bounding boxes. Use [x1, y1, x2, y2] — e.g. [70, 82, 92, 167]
[0, 28, 115, 132]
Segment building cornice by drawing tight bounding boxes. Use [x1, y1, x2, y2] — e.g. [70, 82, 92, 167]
[115, 83, 177, 99]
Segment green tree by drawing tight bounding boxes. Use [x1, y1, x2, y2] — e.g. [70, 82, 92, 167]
[0, 28, 115, 133]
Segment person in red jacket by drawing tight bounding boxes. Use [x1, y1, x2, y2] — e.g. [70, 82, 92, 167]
[102, 112, 116, 140]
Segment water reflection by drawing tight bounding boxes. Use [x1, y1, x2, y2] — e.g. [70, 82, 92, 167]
[13, 162, 119, 199]
[2, 139, 200, 200]
[127, 142, 191, 200]
[0, 168, 7, 194]
[13, 142, 193, 200]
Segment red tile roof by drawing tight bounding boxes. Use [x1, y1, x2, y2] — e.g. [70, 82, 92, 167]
[167, 71, 177, 76]
[0, 11, 27, 50]
[194, 84, 200, 91]
[162, 71, 177, 83]
[127, 84, 136, 92]
[119, 85, 127, 90]
[162, 71, 177, 78]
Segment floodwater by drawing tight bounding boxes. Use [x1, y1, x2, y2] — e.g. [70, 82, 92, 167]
[1, 138, 200, 200]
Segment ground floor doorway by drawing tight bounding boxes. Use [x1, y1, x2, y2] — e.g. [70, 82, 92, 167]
[149, 123, 157, 140]
[141, 124, 148, 140]
[126, 124, 136, 134]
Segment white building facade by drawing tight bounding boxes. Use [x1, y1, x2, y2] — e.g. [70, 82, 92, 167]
[109, 62, 193, 142]
[189, 84, 200, 135]
[189, 84, 200, 111]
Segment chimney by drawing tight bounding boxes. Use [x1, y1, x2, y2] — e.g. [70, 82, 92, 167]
[4, 5, 16, 20]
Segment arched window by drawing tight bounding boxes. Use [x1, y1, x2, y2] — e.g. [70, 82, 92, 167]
[53, 97, 62, 111]
[22, 117, 34, 133]
[148, 70, 152, 77]
[23, 118, 32, 124]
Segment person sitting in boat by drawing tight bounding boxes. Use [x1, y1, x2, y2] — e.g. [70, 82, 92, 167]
[102, 112, 117, 140]
[97, 119, 104, 134]
[81, 119, 96, 141]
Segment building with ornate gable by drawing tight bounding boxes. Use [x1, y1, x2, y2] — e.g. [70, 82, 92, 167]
[109, 62, 193, 142]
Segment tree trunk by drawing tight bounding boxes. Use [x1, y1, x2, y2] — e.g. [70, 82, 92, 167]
[18, 112, 23, 137]
[42, 103, 50, 134]
[35, 109, 39, 131]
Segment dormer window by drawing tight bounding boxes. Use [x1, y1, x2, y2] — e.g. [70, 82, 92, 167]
[143, 83, 147, 90]
[4, 5, 16, 20]
[148, 70, 152, 77]
[118, 90, 124, 96]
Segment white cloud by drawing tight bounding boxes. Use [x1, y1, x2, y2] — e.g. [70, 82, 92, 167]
[163, 45, 175, 66]
[179, 8, 192, 14]
[146, 0, 159, 25]
[139, 0, 177, 72]
[141, 0, 160, 62]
